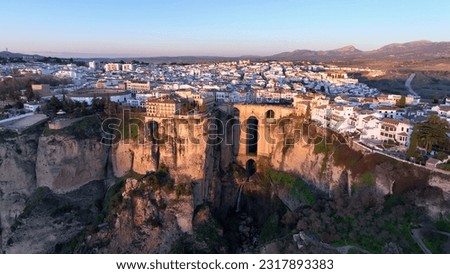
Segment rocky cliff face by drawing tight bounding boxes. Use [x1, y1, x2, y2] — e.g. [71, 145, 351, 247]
[81, 178, 195, 253]
[112, 118, 210, 181]
[1, 111, 449, 254]
[270, 142, 345, 193]
[1, 117, 110, 253]
[266, 125, 440, 198]
[0, 131, 40, 253]
[112, 114, 234, 207]
[3, 181, 105, 253]
[36, 134, 109, 193]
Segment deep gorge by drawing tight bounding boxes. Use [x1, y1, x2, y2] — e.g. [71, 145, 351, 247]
[0, 110, 449, 253]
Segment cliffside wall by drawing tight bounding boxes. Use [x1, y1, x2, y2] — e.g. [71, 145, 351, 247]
[1, 110, 449, 253]
[36, 135, 109, 193]
[0, 131, 39, 253]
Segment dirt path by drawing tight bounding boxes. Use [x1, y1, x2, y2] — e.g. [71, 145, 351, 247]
[405, 73, 418, 96]
[411, 229, 432, 254]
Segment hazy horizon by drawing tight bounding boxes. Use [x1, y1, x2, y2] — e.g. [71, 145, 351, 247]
[1, 0, 450, 58]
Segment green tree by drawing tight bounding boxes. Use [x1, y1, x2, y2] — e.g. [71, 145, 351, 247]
[92, 96, 105, 112]
[48, 96, 63, 113]
[417, 115, 449, 152]
[436, 152, 448, 161]
[433, 95, 440, 104]
[407, 125, 419, 159]
[14, 101, 24, 109]
[396, 96, 406, 108]
[24, 85, 36, 101]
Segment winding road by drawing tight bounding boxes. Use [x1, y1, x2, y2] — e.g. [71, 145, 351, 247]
[411, 229, 431, 254]
[405, 73, 419, 96]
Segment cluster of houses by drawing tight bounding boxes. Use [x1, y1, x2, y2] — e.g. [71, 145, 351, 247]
[306, 94, 450, 157]
[1, 60, 381, 109]
[304, 92, 423, 151]
[2, 60, 450, 156]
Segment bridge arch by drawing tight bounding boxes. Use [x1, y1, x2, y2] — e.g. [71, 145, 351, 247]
[265, 109, 275, 119]
[246, 116, 258, 155]
[233, 107, 240, 118]
[246, 159, 257, 177]
[265, 109, 276, 125]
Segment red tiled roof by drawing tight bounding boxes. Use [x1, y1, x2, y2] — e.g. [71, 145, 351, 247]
[382, 118, 400, 125]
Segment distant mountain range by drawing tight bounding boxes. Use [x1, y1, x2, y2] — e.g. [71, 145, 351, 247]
[1, 40, 450, 63]
[268, 40, 450, 62]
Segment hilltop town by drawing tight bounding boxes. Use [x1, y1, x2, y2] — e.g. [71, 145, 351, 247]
[1, 59, 449, 170]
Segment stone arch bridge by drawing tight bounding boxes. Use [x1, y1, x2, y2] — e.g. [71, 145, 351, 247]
[222, 104, 299, 170]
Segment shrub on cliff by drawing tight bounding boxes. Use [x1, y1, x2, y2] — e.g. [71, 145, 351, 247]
[44, 115, 101, 139]
[269, 169, 315, 206]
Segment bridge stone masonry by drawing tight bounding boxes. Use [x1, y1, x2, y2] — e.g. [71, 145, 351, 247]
[140, 104, 305, 177]
[231, 104, 302, 171]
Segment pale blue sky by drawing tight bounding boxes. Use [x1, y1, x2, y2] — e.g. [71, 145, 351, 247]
[1, 0, 449, 57]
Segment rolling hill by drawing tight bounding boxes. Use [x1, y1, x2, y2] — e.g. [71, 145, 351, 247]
[269, 40, 450, 62]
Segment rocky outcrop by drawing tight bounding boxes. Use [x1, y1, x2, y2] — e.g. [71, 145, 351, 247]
[428, 173, 450, 196]
[4, 181, 105, 254]
[112, 118, 209, 182]
[1, 109, 449, 254]
[83, 178, 194, 253]
[271, 142, 347, 193]
[112, 115, 234, 209]
[36, 135, 109, 193]
[0, 131, 39, 253]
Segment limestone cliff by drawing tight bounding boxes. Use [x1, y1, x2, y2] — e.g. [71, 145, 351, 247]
[82, 178, 195, 253]
[113, 118, 209, 181]
[0, 130, 39, 253]
[271, 142, 346, 193]
[4, 182, 105, 254]
[1, 110, 449, 254]
[111, 115, 232, 206]
[36, 134, 108, 193]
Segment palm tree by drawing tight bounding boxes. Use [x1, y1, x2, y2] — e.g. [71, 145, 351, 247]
[417, 115, 449, 152]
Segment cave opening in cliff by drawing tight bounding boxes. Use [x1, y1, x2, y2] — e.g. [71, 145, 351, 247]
[246, 159, 256, 177]
[246, 116, 258, 155]
[148, 121, 159, 144]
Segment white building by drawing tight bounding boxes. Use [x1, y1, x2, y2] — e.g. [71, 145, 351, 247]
[104, 63, 121, 72]
[67, 90, 131, 105]
[88, 61, 98, 70]
[126, 81, 151, 93]
[375, 106, 405, 119]
[359, 117, 381, 140]
[122, 64, 134, 71]
[431, 105, 450, 123]
[326, 105, 356, 132]
[379, 118, 413, 146]
[24, 103, 41, 112]
[311, 105, 328, 125]
[431, 105, 450, 118]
